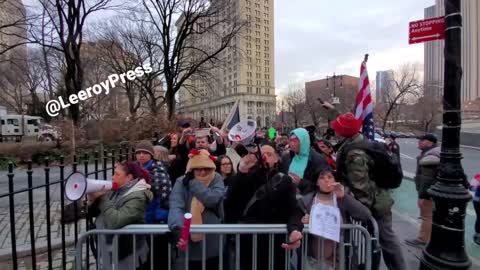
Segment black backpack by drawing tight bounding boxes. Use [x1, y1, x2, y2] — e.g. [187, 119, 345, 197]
[337, 140, 403, 189]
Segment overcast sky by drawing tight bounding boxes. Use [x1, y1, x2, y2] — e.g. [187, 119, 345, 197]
[275, 0, 435, 95]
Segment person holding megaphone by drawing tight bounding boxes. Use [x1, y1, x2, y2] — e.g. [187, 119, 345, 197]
[88, 161, 153, 270]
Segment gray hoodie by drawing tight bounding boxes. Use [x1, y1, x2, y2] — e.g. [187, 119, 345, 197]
[168, 173, 225, 261]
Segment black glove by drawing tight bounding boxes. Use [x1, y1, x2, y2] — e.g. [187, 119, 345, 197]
[183, 172, 194, 186]
[168, 228, 182, 245]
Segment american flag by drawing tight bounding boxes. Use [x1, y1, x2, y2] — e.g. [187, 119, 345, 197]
[354, 54, 375, 141]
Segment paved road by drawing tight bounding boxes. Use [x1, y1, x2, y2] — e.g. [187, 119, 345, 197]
[0, 164, 114, 206]
[395, 138, 480, 264]
[397, 138, 479, 179]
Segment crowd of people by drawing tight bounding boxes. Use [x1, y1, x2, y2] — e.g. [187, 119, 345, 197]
[83, 101, 480, 270]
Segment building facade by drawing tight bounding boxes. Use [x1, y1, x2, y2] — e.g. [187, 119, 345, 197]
[375, 70, 394, 104]
[177, 0, 276, 128]
[424, 0, 480, 102]
[305, 75, 359, 115]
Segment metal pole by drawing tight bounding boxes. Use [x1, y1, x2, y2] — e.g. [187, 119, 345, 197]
[420, 0, 471, 269]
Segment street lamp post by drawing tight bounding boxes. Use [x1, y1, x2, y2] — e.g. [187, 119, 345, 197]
[326, 73, 343, 105]
[420, 0, 472, 269]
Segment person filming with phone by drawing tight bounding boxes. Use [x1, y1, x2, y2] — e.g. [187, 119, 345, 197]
[224, 144, 304, 270]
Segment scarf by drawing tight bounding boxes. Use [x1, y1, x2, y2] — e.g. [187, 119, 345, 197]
[190, 171, 216, 242]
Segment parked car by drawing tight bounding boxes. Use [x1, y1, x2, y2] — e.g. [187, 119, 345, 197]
[383, 130, 391, 138]
[407, 132, 416, 138]
[374, 133, 386, 144]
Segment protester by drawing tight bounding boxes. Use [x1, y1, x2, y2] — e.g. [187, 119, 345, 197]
[328, 109, 407, 270]
[385, 134, 400, 158]
[168, 149, 225, 270]
[470, 174, 480, 246]
[317, 139, 337, 171]
[179, 126, 227, 157]
[215, 155, 236, 189]
[280, 128, 329, 194]
[88, 161, 152, 270]
[167, 133, 189, 182]
[300, 168, 371, 270]
[135, 141, 172, 269]
[225, 144, 303, 270]
[405, 134, 440, 247]
[153, 145, 170, 164]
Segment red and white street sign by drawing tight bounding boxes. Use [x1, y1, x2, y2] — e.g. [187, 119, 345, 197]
[409, 16, 445, 44]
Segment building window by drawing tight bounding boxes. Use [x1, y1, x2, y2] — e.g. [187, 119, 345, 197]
[248, 64, 252, 70]
[234, 73, 237, 78]
[234, 87, 237, 93]
[264, 6, 269, 12]
[247, 14, 251, 20]
[264, 26, 269, 31]
[256, 51, 260, 57]
[264, 67, 269, 72]
[257, 80, 261, 85]
[256, 17, 260, 22]
[264, 33, 269, 39]
[247, 87, 252, 93]
[256, 58, 261, 64]
[255, 3, 260, 8]
[264, 40, 269, 45]
[264, 53, 269, 58]
[256, 66, 261, 71]
[264, 0, 268, 4]
[247, 72, 252, 77]
[266, 88, 270, 95]
[256, 24, 260, 29]
[256, 44, 261, 50]
[265, 74, 269, 79]
[265, 60, 269, 65]
[264, 19, 268, 24]
[256, 73, 261, 79]
[265, 81, 270, 86]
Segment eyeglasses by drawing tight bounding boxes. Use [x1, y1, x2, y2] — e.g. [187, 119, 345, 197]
[194, 168, 213, 172]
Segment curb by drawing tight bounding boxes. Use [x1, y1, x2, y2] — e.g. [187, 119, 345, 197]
[460, 144, 480, 151]
[0, 237, 76, 262]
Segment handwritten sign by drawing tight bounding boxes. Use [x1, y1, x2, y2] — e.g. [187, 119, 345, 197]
[309, 203, 341, 242]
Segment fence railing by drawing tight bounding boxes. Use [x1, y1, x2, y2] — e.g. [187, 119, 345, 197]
[0, 144, 135, 270]
[74, 224, 377, 270]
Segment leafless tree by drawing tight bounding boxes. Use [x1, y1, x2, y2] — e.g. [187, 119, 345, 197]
[418, 84, 443, 132]
[5, 0, 125, 126]
[284, 84, 306, 128]
[379, 63, 422, 131]
[0, 49, 44, 115]
[142, 0, 246, 119]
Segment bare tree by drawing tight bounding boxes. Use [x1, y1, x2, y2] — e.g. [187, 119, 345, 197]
[284, 84, 306, 128]
[379, 63, 422, 131]
[418, 84, 443, 132]
[142, 0, 246, 119]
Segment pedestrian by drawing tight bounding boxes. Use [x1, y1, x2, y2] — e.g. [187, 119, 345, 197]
[317, 139, 337, 171]
[215, 155, 236, 189]
[168, 149, 225, 270]
[405, 134, 441, 247]
[224, 144, 303, 270]
[279, 128, 329, 195]
[300, 168, 372, 270]
[135, 141, 172, 269]
[87, 161, 152, 270]
[470, 173, 480, 246]
[385, 134, 400, 158]
[329, 110, 407, 270]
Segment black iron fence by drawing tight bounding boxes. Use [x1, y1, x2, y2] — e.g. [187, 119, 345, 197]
[0, 144, 136, 270]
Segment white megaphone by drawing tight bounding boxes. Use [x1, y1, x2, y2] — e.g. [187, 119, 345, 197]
[65, 172, 118, 201]
[228, 120, 257, 151]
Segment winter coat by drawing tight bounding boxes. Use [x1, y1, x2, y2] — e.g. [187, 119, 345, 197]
[91, 179, 153, 270]
[144, 160, 172, 210]
[169, 146, 189, 183]
[224, 166, 304, 270]
[224, 166, 304, 232]
[414, 146, 441, 199]
[168, 173, 225, 261]
[279, 130, 329, 195]
[300, 192, 372, 262]
[336, 134, 394, 216]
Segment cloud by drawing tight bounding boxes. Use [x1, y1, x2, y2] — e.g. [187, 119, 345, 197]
[275, 0, 435, 95]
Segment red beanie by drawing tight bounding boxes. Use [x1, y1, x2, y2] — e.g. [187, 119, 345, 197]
[331, 113, 362, 138]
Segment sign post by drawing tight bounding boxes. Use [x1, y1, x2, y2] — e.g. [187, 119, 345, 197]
[409, 16, 445, 44]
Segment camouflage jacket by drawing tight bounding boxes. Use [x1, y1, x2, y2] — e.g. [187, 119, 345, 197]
[337, 134, 394, 216]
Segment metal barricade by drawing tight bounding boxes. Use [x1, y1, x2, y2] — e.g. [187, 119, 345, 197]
[75, 224, 373, 270]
